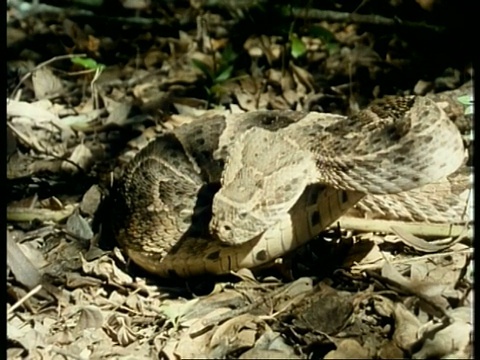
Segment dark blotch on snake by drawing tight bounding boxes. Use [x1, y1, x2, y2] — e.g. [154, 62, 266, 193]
[307, 186, 321, 205]
[371, 136, 382, 144]
[397, 139, 415, 154]
[421, 110, 430, 118]
[256, 250, 268, 262]
[393, 156, 406, 164]
[206, 250, 221, 260]
[311, 211, 320, 226]
[423, 135, 434, 144]
[256, 112, 297, 130]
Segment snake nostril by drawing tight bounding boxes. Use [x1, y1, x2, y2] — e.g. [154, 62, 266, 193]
[223, 225, 232, 232]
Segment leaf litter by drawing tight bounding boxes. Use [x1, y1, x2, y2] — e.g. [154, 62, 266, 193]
[6, 1, 473, 358]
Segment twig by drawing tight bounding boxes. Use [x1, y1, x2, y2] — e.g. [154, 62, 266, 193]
[8, 0, 171, 27]
[390, 225, 472, 253]
[8, 0, 445, 34]
[7, 205, 76, 223]
[352, 248, 473, 272]
[291, 8, 445, 33]
[7, 284, 43, 315]
[365, 268, 454, 322]
[337, 217, 469, 239]
[10, 53, 87, 99]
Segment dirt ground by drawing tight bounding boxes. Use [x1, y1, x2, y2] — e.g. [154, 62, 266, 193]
[7, 0, 473, 358]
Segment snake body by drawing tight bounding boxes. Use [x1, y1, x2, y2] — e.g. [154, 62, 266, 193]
[110, 96, 465, 277]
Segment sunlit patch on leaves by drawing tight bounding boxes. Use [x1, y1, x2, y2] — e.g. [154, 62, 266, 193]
[158, 298, 200, 331]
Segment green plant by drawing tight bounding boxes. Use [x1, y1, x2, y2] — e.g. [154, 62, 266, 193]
[288, 24, 339, 59]
[458, 94, 473, 115]
[71, 56, 105, 71]
[191, 45, 238, 103]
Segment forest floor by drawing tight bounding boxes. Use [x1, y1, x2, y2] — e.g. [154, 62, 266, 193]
[7, 0, 473, 358]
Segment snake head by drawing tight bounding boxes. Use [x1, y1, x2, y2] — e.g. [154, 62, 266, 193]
[209, 200, 270, 246]
[210, 126, 318, 246]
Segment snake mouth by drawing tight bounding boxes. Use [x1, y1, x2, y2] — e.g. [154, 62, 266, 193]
[209, 222, 236, 244]
[210, 226, 267, 248]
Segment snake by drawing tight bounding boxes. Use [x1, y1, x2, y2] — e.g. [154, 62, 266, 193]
[108, 95, 466, 277]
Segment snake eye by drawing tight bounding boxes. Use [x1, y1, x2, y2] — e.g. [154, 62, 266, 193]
[239, 212, 247, 219]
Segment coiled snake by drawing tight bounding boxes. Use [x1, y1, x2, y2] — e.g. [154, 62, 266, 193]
[109, 96, 466, 277]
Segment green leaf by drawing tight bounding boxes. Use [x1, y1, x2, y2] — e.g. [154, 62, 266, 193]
[457, 94, 474, 115]
[326, 42, 340, 55]
[290, 34, 306, 59]
[309, 25, 337, 43]
[71, 57, 104, 70]
[457, 94, 473, 105]
[191, 59, 213, 80]
[221, 45, 238, 64]
[214, 65, 233, 83]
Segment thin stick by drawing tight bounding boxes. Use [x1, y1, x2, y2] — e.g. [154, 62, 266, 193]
[10, 54, 87, 98]
[337, 217, 469, 239]
[291, 8, 445, 33]
[7, 284, 43, 315]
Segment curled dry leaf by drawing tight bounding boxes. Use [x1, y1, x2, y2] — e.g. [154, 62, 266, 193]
[32, 67, 64, 100]
[7, 231, 42, 290]
[61, 144, 93, 173]
[289, 62, 315, 94]
[80, 185, 103, 217]
[105, 314, 138, 346]
[66, 210, 94, 241]
[81, 254, 133, 286]
[105, 103, 132, 126]
[75, 305, 104, 333]
[392, 302, 422, 351]
[391, 225, 469, 253]
[413, 319, 472, 359]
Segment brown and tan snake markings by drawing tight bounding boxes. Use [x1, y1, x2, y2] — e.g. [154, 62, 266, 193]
[109, 96, 466, 277]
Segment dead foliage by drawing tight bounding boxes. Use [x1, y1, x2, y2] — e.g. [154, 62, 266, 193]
[7, 0, 473, 358]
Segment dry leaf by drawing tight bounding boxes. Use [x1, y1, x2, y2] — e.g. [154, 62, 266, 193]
[75, 306, 104, 332]
[392, 303, 422, 351]
[61, 144, 93, 173]
[324, 339, 370, 359]
[7, 232, 42, 289]
[32, 67, 64, 99]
